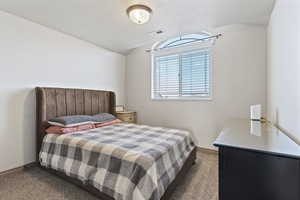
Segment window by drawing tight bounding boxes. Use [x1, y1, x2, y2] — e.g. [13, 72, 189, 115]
[152, 33, 212, 100]
[157, 33, 210, 50]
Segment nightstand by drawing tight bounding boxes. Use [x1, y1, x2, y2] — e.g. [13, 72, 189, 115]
[116, 111, 137, 123]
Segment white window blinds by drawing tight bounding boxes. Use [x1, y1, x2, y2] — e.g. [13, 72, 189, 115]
[152, 49, 211, 100]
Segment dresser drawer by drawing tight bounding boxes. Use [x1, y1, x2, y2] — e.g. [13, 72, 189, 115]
[116, 112, 136, 123]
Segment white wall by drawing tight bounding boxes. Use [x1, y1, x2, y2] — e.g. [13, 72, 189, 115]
[126, 24, 267, 149]
[0, 11, 125, 172]
[267, 0, 300, 143]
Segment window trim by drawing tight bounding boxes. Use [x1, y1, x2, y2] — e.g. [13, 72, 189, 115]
[154, 32, 211, 50]
[152, 38, 214, 57]
[157, 33, 211, 50]
[151, 47, 213, 101]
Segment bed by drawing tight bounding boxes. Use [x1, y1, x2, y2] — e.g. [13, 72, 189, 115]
[36, 87, 196, 200]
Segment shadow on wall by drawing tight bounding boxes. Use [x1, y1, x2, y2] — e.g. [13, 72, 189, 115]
[275, 108, 300, 145]
[23, 88, 36, 164]
[4, 88, 36, 169]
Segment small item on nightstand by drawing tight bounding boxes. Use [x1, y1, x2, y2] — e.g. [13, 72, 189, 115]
[116, 111, 137, 123]
[115, 105, 125, 112]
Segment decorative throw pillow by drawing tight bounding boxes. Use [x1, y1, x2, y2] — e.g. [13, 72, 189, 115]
[94, 119, 122, 128]
[48, 115, 94, 127]
[46, 124, 96, 134]
[92, 113, 116, 123]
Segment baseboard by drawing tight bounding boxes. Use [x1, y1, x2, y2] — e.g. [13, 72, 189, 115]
[0, 162, 37, 176]
[197, 147, 218, 155]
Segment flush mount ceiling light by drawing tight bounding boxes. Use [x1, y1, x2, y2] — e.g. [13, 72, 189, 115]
[127, 4, 152, 25]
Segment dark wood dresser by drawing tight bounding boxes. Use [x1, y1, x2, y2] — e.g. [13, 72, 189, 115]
[214, 119, 300, 200]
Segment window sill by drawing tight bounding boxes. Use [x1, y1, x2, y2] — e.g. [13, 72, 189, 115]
[151, 97, 213, 101]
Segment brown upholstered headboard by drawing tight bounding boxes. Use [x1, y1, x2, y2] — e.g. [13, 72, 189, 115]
[35, 87, 116, 161]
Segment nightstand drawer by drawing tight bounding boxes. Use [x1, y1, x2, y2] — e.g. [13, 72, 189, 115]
[116, 111, 136, 123]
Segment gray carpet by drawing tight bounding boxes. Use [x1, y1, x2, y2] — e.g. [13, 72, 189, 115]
[0, 151, 218, 200]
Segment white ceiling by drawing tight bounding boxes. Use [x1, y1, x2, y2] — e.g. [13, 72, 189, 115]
[0, 0, 275, 54]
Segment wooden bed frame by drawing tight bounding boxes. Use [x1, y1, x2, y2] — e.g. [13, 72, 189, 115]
[36, 87, 196, 200]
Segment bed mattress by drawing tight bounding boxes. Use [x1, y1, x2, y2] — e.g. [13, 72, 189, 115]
[40, 123, 194, 200]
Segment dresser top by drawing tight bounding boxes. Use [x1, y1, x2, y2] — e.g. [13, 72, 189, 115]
[214, 119, 300, 158]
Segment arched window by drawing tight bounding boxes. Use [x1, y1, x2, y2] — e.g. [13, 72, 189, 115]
[151, 33, 214, 100]
[157, 33, 210, 50]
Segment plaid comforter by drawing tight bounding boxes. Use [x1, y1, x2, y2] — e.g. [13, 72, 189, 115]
[40, 123, 194, 200]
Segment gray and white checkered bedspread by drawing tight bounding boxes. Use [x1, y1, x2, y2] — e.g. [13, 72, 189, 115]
[40, 123, 194, 200]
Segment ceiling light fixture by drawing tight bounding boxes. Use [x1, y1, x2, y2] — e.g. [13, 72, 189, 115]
[127, 4, 152, 25]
